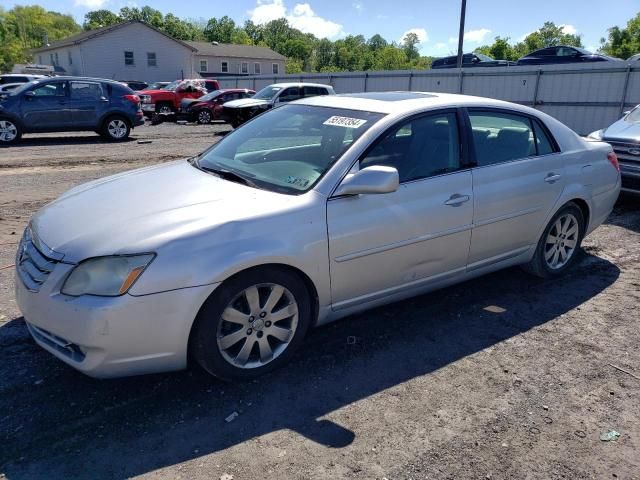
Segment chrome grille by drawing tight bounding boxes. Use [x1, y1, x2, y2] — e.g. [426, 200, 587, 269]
[16, 229, 60, 292]
[606, 140, 640, 164]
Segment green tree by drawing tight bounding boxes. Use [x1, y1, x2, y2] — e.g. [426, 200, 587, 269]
[476, 36, 518, 60]
[285, 58, 304, 73]
[402, 32, 421, 61]
[367, 34, 388, 51]
[372, 46, 409, 70]
[83, 9, 121, 30]
[600, 11, 640, 58]
[314, 38, 334, 71]
[204, 16, 236, 43]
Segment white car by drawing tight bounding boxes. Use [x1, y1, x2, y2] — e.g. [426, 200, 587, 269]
[15, 92, 620, 380]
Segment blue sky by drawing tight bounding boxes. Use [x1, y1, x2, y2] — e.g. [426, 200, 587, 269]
[5, 0, 640, 55]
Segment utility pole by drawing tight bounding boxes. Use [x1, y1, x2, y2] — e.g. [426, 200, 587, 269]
[456, 0, 467, 69]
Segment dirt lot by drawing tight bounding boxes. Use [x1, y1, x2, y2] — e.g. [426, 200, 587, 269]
[0, 122, 639, 480]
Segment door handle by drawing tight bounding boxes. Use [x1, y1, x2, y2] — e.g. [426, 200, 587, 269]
[544, 173, 562, 183]
[444, 194, 470, 206]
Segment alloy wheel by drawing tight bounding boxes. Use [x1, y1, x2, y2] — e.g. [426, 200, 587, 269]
[216, 283, 299, 369]
[158, 105, 173, 114]
[544, 213, 579, 269]
[0, 120, 17, 142]
[107, 119, 128, 139]
[198, 110, 211, 124]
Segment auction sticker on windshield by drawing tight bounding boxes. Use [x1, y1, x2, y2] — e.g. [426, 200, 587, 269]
[323, 116, 368, 128]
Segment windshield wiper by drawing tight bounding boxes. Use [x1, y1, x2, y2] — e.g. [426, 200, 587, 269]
[197, 163, 258, 188]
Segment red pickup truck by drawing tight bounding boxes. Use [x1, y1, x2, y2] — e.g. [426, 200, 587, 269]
[138, 78, 220, 117]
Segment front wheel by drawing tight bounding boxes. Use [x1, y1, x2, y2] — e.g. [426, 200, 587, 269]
[522, 202, 585, 278]
[191, 268, 312, 381]
[101, 116, 131, 141]
[196, 109, 212, 124]
[0, 118, 22, 145]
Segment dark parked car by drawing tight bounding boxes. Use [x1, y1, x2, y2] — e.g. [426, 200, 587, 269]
[588, 105, 640, 194]
[517, 46, 620, 65]
[0, 76, 144, 145]
[431, 53, 516, 69]
[222, 83, 335, 127]
[179, 88, 255, 124]
[119, 80, 149, 91]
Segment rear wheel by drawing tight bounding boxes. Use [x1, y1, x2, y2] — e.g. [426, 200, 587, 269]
[156, 103, 174, 115]
[0, 118, 21, 145]
[101, 116, 131, 141]
[196, 109, 212, 124]
[522, 202, 585, 278]
[191, 267, 312, 381]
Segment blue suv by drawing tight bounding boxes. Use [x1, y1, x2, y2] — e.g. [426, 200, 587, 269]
[0, 76, 145, 145]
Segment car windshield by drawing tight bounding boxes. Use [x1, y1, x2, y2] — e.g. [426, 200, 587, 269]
[626, 106, 640, 122]
[475, 53, 494, 62]
[164, 80, 182, 91]
[195, 104, 385, 194]
[199, 90, 222, 101]
[253, 86, 282, 100]
[9, 81, 37, 96]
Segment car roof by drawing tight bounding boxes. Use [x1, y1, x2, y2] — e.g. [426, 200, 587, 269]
[295, 91, 538, 115]
[269, 82, 332, 88]
[30, 76, 129, 85]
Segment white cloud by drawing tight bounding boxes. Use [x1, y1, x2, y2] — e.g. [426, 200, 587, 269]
[248, 1, 344, 38]
[464, 28, 491, 43]
[398, 28, 428, 44]
[74, 0, 109, 7]
[448, 36, 457, 44]
[560, 24, 577, 35]
[352, 1, 364, 13]
[435, 42, 447, 49]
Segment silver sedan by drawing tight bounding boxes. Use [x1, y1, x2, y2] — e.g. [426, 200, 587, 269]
[15, 92, 620, 380]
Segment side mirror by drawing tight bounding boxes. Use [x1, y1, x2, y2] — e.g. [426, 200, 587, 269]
[334, 166, 399, 196]
[24, 91, 35, 99]
[623, 110, 631, 116]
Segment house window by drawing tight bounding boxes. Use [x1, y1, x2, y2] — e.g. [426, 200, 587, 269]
[124, 51, 134, 66]
[68, 50, 73, 65]
[241, 62, 248, 74]
[147, 52, 157, 67]
[221, 61, 228, 73]
[254, 62, 261, 74]
[199, 60, 208, 72]
[272, 63, 279, 74]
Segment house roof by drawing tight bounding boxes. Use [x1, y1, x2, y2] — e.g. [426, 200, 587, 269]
[186, 41, 286, 61]
[31, 21, 197, 53]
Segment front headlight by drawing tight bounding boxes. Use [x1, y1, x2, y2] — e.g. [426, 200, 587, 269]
[587, 129, 604, 140]
[61, 254, 155, 297]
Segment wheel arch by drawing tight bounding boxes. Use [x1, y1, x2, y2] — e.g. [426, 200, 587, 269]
[568, 197, 590, 232]
[99, 111, 132, 129]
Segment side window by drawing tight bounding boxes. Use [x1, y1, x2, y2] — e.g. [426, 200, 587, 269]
[532, 120, 555, 155]
[31, 83, 67, 97]
[278, 87, 301, 102]
[468, 111, 536, 166]
[360, 112, 461, 183]
[302, 86, 327, 97]
[70, 81, 103, 100]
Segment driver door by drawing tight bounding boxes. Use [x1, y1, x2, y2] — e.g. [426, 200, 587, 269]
[20, 81, 70, 130]
[327, 110, 473, 308]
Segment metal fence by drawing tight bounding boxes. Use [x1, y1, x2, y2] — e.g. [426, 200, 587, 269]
[216, 62, 639, 135]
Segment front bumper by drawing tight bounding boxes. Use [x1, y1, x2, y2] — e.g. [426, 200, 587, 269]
[16, 263, 219, 378]
[141, 103, 156, 112]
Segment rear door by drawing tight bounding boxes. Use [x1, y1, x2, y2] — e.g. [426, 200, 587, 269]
[465, 108, 564, 268]
[68, 80, 106, 128]
[20, 81, 69, 130]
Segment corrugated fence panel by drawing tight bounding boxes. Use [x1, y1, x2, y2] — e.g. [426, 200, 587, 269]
[538, 105, 622, 135]
[366, 74, 411, 91]
[214, 64, 638, 134]
[463, 72, 538, 102]
[410, 73, 459, 93]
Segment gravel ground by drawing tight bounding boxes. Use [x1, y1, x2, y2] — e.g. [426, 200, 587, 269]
[0, 122, 639, 480]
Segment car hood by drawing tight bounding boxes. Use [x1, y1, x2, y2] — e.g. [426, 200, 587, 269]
[30, 160, 301, 263]
[603, 118, 640, 143]
[223, 98, 270, 109]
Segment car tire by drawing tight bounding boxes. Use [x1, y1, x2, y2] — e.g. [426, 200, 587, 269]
[101, 116, 131, 141]
[522, 202, 585, 278]
[156, 103, 174, 115]
[190, 267, 313, 381]
[0, 117, 22, 145]
[196, 109, 212, 124]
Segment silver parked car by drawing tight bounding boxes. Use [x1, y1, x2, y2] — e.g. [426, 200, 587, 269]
[16, 92, 620, 380]
[588, 105, 640, 193]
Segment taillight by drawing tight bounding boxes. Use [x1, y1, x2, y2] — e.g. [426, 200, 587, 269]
[607, 151, 620, 173]
[122, 94, 140, 105]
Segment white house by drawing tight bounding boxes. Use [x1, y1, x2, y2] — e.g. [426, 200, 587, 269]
[31, 21, 286, 82]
